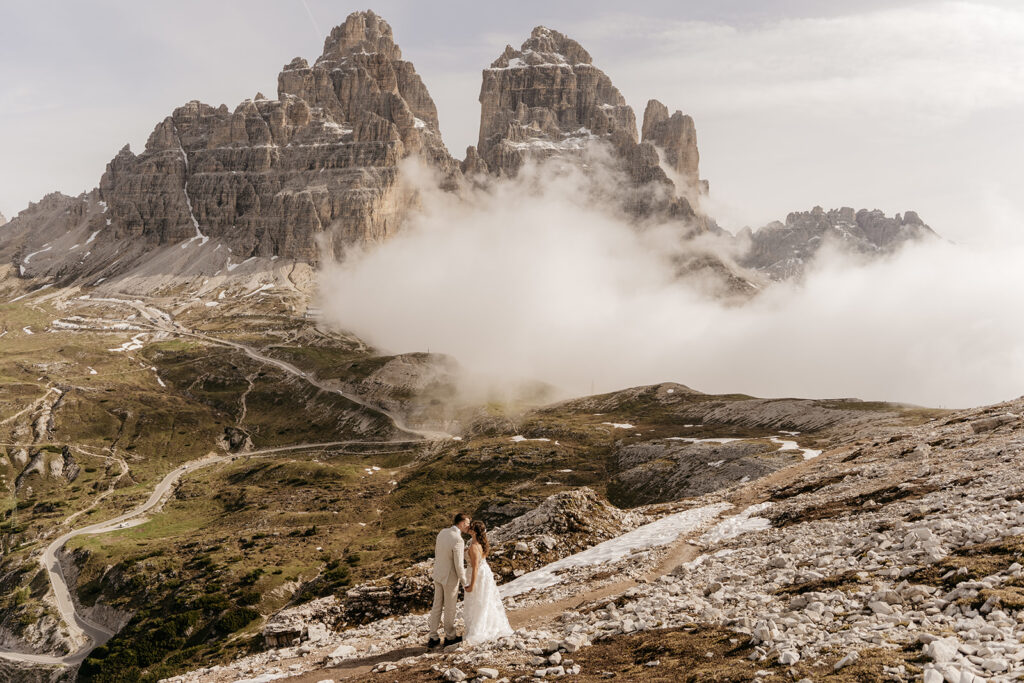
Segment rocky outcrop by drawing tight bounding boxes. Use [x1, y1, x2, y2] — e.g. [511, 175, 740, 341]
[641, 99, 706, 202]
[475, 26, 700, 222]
[609, 439, 795, 506]
[740, 206, 937, 280]
[0, 11, 459, 287]
[263, 596, 341, 648]
[0, 211, 6, 226]
[97, 11, 457, 265]
[489, 487, 644, 546]
[332, 352, 463, 433]
[0, 192, 104, 282]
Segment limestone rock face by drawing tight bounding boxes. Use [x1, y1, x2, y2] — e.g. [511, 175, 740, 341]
[0, 190, 114, 283]
[476, 26, 698, 221]
[97, 10, 457, 265]
[741, 206, 937, 280]
[460, 145, 489, 177]
[641, 99, 706, 201]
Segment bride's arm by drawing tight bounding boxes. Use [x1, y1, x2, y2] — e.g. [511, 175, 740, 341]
[465, 545, 480, 592]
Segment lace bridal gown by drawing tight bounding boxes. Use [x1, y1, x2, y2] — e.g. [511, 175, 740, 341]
[463, 545, 514, 645]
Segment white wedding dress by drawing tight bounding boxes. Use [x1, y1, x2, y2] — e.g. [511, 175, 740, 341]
[463, 545, 513, 645]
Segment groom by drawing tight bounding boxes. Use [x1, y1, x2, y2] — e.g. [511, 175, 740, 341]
[426, 512, 470, 648]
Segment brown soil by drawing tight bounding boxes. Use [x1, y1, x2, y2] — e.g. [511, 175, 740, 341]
[909, 534, 1024, 589]
[775, 570, 866, 596]
[770, 482, 941, 528]
[564, 628, 923, 683]
[768, 473, 848, 501]
[303, 626, 923, 682]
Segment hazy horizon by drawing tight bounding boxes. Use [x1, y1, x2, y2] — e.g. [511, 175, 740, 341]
[2, 1, 1023, 245]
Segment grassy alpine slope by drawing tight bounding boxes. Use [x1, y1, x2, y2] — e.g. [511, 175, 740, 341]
[0, 287, 944, 682]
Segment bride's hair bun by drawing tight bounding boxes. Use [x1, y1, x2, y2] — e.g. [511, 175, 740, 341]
[470, 520, 490, 556]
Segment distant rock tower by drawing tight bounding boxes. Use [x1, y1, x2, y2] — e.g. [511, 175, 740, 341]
[472, 26, 706, 222]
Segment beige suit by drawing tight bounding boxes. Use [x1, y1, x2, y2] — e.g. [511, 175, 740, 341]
[427, 526, 467, 639]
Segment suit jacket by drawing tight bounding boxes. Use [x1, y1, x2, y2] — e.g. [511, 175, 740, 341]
[433, 526, 467, 585]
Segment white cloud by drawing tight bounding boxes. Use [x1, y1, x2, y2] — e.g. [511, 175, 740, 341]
[319, 156, 1024, 410]
[567, 2, 1024, 242]
[2, 1, 1020, 251]
[583, 2, 1024, 118]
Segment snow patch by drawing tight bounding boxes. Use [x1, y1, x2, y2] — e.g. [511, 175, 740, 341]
[770, 436, 822, 460]
[22, 326, 33, 335]
[233, 674, 290, 683]
[243, 283, 274, 297]
[108, 333, 147, 353]
[500, 502, 732, 598]
[601, 422, 634, 429]
[173, 125, 208, 245]
[506, 131, 596, 152]
[699, 503, 773, 545]
[23, 245, 52, 264]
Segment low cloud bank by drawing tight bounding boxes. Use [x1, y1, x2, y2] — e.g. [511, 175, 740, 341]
[319, 160, 1024, 409]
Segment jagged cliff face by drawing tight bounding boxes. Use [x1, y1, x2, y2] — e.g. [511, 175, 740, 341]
[740, 206, 937, 280]
[98, 10, 455, 265]
[0, 190, 111, 284]
[641, 99, 705, 204]
[473, 27, 702, 222]
[1, 13, 940, 295]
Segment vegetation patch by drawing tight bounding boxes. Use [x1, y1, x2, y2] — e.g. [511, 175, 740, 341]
[776, 570, 867, 595]
[769, 473, 849, 501]
[909, 534, 1024, 590]
[771, 482, 942, 528]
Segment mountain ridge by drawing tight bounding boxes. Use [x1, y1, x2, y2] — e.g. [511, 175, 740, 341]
[1, 12, 936, 298]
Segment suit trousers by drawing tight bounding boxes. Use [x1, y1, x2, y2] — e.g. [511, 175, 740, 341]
[427, 578, 460, 638]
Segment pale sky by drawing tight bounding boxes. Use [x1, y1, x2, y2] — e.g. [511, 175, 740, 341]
[2, 0, 1022, 243]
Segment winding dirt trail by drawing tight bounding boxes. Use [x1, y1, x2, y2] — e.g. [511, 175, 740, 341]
[0, 440, 426, 668]
[1, 292, 448, 669]
[109, 296, 449, 441]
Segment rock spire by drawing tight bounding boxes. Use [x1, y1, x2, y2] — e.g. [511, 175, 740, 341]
[471, 26, 708, 222]
[97, 10, 456, 264]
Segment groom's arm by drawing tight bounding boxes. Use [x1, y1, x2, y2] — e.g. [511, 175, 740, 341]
[453, 535, 467, 585]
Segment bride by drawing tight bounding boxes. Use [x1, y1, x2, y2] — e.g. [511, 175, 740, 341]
[463, 520, 513, 644]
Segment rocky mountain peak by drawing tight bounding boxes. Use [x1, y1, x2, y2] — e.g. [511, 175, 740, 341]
[0, 211, 6, 227]
[488, 26, 594, 69]
[742, 206, 937, 280]
[477, 26, 635, 181]
[642, 99, 704, 200]
[3, 10, 458, 284]
[320, 10, 401, 63]
[474, 27, 707, 221]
